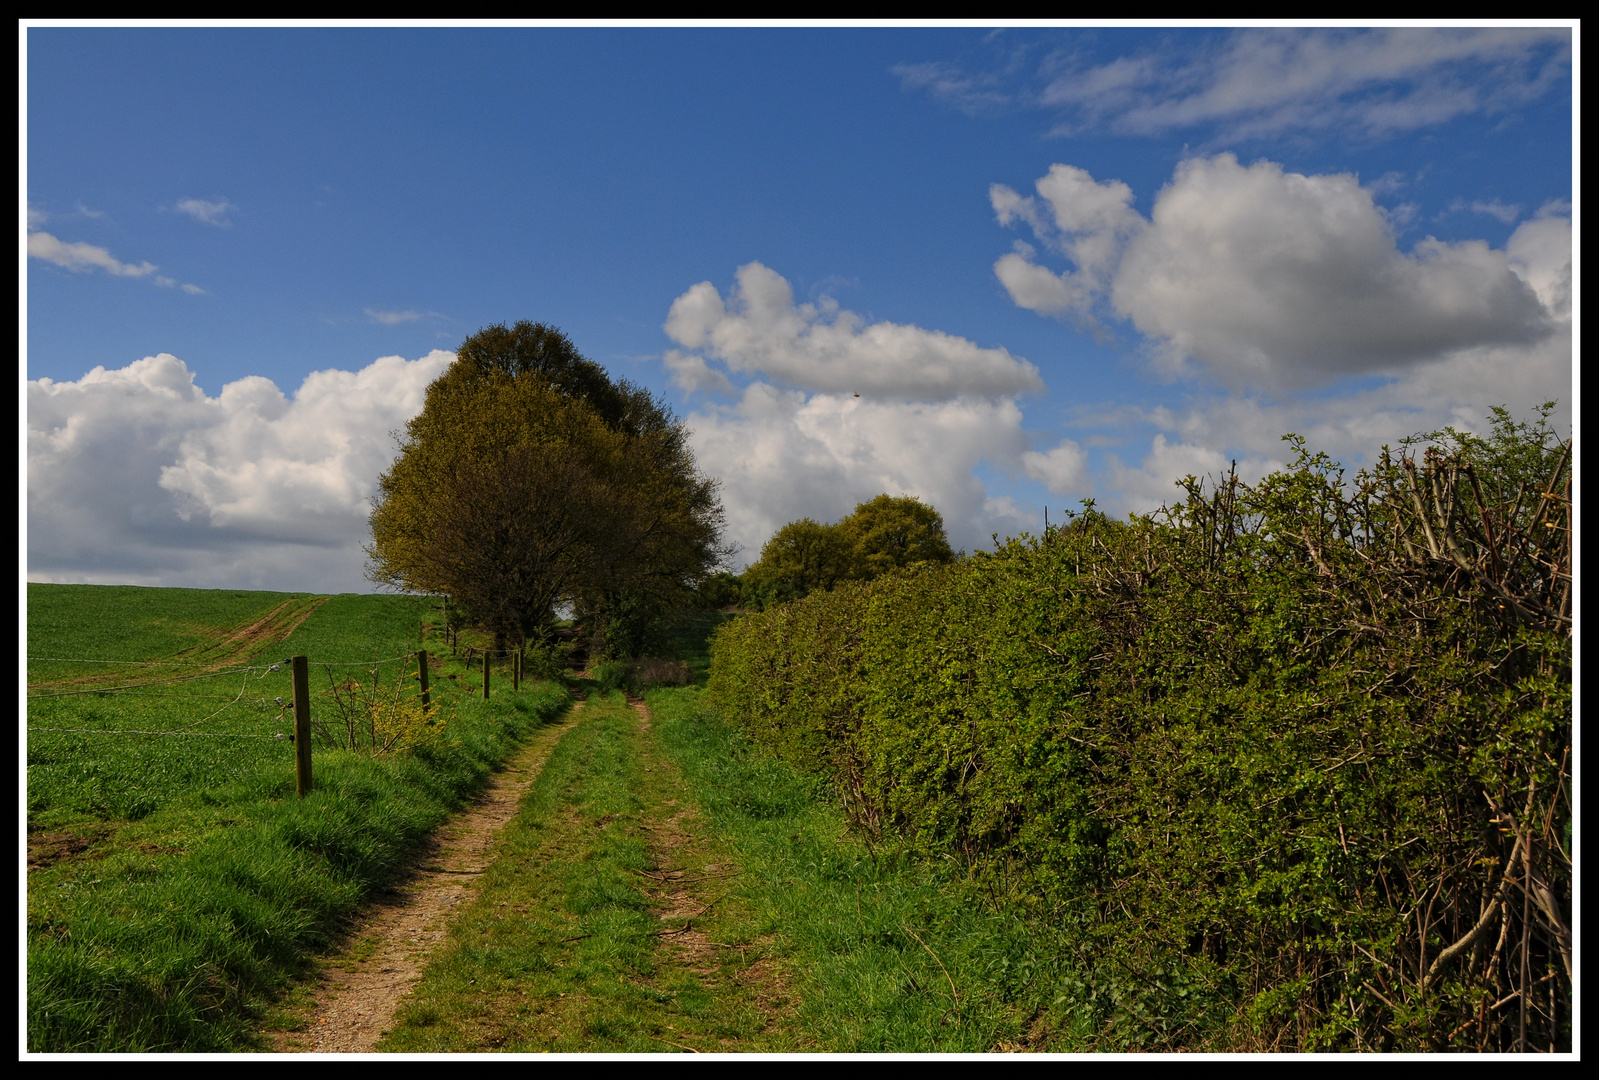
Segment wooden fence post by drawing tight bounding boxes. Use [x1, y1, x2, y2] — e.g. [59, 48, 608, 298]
[417, 649, 431, 713]
[512, 645, 520, 691]
[292, 655, 312, 797]
[483, 647, 491, 700]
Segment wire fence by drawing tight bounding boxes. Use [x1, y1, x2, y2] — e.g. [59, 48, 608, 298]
[26, 663, 281, 700]
[26, 653, 418, 741]
[24, 727, 290, 739]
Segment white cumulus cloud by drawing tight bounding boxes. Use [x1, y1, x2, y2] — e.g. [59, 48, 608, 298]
[1505, 202, 1572, 319]
[993, 154, 1562, 388]
[663, 349, 735, 396]
[1020, 439, 1090, 496]
[664, 261, 1042, 400]
[1088, 323, 1571, 518]
[1105, 434, 1242, 511]
[662, 263, 1055, 562]
[27, 350, 454, 591]
[685, 384, 1030, 566]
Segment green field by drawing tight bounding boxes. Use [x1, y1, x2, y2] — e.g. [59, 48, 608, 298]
[26, 583, 572, 1052]
[27, 586, 443, 825]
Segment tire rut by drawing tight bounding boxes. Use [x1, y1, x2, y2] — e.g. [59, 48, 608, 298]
[268, 699, 583, 1053]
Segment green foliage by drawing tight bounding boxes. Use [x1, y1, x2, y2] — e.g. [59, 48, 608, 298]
[693, 571, 745, 610]
[366, 369, 627, 625]
[451, 320, 640, 434]
[313, 654, 455, 756]
[586, 653, 691, 695]
[708, 412, 1571, 1051]
[742, 494, 956, 609]
[742, 518, 854, 608]
[588, 659, 630, 694]
[840, 493, 956, 576]
[521, 638, 572, 682]
[584, 581, 679, 661]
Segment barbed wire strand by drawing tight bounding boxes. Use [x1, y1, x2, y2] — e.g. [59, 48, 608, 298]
[26, 727, 283, 739]
[315, 655, 414, 668]
[27, 657, 415, 746]
[165, 669, 259, 733]
[28, 691, 250, 701]
[28, 656, 246, 667]
[25, 663, 284, 699]
[26, 671, 282, 742]
[30, 653, 414, 674]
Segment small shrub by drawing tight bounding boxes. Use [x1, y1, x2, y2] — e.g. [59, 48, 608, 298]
[313, 658, 453, 755]
[587, 657, 691, 693]
[521, 639, 571, 681]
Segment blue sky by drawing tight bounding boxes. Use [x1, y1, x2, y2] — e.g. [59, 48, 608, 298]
[25, 25, 1575, 591]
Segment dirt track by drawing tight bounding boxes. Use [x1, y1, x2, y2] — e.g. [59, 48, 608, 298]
[269, 701, 580, 1053]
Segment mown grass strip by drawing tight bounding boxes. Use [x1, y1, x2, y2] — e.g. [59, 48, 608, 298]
[646, 687, 1089, 1053]
[389, 681, 1094, 1054]
[381, 690, 795, 1053]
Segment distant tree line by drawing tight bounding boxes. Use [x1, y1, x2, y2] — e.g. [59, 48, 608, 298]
[697, 494, 957, 611]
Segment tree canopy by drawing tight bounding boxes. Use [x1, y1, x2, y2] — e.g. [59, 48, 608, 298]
[741, 494, 956, 608]
[366, 322, 727, 656]
[742, 518, 855, 608]
[842, 493, 956, 575]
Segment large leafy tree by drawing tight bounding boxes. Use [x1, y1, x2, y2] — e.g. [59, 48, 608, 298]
[367, 323, 727, 655]
[742, 494, 956, 608]
[839, 494, 955, 575]
[567, 413, 730, 657]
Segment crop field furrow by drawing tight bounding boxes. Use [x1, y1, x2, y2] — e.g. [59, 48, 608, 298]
[27, 595, 330, 692]
[172, 595, 331, 665]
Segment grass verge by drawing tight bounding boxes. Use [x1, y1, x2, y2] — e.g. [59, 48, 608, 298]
[384, 672, 1096, 1053]
[646, 686, 1091, 1052]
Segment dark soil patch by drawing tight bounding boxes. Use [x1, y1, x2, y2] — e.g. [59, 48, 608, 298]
[28, 824, 118, 870]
